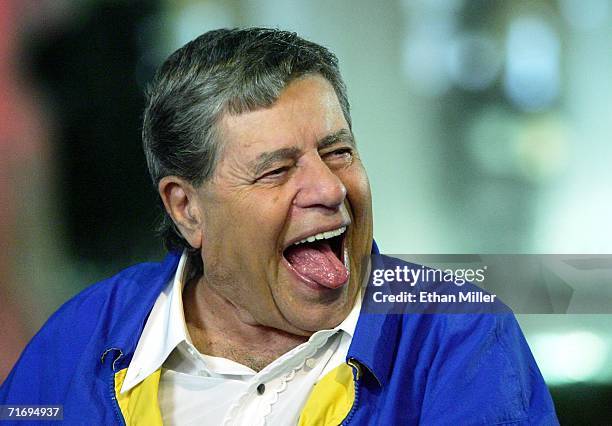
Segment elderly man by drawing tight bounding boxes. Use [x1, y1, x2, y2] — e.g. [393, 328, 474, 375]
[1, 28, 557, 425]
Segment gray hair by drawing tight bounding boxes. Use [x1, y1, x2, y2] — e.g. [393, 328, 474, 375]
[142, 27, 352, 272]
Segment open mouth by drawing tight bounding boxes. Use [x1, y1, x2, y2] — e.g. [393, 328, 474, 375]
[282, 226, 349, 289]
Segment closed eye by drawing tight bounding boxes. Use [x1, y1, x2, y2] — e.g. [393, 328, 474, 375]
[323, 147, 354, 162]
[258, 166, 290, 181]
[329, 148, 353, 156]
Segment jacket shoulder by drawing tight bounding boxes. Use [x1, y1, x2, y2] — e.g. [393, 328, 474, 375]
[413, 312, 558, 424]
[354, 254, 558, 424]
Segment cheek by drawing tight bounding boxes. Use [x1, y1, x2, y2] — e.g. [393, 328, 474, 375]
[344, 166, 373, 217]
[253, 183, 298, 216]
[209, 188, 294, 261]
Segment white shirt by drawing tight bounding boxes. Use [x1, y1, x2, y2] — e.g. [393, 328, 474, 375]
[121, 252, 362, 426]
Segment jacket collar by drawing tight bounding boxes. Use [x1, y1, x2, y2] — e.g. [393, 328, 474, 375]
[347, 240, 399, 388]
[102, 251, 182, 370]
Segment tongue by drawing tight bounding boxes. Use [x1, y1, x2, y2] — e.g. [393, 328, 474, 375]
[285, 241, 349, 288]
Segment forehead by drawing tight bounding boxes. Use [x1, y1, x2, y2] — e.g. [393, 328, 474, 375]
[217, 75, 349, 158]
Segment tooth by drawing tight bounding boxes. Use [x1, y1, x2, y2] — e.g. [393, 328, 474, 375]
[291, 226, 348, 246]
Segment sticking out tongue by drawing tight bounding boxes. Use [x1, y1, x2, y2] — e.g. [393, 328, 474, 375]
[284, 240, 349, 288]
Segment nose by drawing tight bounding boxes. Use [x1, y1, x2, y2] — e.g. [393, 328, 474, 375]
[293, 155, 347, 211]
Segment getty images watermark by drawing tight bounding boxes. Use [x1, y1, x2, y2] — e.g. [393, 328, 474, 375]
[362, 254, 612, 314]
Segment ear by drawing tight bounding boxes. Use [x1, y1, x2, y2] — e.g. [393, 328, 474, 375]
[158, 176, 203, 249]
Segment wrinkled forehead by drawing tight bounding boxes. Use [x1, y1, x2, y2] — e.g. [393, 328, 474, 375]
[215, 76, 351, 162]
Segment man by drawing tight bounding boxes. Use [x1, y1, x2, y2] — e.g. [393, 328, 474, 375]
[1, 28, 558, 425]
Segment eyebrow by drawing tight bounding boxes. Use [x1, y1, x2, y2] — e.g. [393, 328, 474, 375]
[318, 128, 355, 150]
[249, 129, 355, 177]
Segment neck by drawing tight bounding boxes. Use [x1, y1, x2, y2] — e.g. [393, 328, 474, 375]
[182, 277, 308, 372]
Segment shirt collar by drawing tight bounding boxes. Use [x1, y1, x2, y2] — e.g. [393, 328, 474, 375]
[121, 250, 365, 392]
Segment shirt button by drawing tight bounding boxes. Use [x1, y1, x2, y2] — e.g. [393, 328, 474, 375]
[305, 358, 317, 369]
[257, 383, 266, 395]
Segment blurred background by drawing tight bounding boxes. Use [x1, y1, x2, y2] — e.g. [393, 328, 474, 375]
[1, 0, 610, 422]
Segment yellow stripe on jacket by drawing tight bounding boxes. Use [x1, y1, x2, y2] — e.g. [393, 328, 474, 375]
[298, 363, 356, 426]
[114, 368, 163, 426]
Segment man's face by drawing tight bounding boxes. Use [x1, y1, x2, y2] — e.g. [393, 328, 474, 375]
[194, 75, 373, 335]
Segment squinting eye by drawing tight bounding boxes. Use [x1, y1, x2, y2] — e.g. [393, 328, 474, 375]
[260, 166, 289, 180]
[325, 148, 353, 159]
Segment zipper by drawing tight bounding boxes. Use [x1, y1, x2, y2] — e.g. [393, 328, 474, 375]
[102, 348, 126, 426]
[341, 358, 362, 426]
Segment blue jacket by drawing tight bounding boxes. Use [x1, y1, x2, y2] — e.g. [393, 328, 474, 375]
[1, 245, 558, 425]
